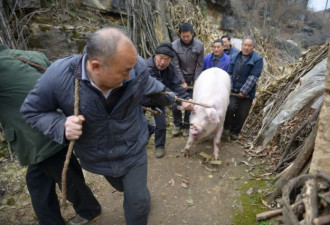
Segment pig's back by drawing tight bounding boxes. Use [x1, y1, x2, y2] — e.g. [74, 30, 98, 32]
[193, 68, 231, 105]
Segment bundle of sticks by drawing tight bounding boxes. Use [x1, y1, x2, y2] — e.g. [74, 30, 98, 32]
[257, 170, 330, 225]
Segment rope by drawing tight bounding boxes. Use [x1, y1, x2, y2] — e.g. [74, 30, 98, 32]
[61, 78, 80, 206]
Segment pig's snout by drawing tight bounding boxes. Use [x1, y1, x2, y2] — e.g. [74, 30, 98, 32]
[189, 124, 205, 140]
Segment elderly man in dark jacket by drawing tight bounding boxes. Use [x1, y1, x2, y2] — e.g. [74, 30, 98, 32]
[223, 35, 264, 140]
[145, 43, 192, 158]
[171, 22, 204, 137]
[21, 27, 175, 225]
[0, 45, 101, 225]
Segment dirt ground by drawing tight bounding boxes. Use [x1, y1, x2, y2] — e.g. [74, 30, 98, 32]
[0, 133, 253, 225]
[90, 136, 250, 225]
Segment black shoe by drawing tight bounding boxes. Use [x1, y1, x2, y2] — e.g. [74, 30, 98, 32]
[172, 126, 181, 136]
[68, 215, 100, 225]
[182, 129, 189, 137]
[231, 134, 239, 140]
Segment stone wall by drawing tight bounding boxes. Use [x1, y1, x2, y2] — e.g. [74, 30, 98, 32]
[310, 44, 330, 174]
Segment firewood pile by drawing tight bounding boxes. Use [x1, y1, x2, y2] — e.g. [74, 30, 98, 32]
[256, 170, 330, 225]
[282, 170, 330, 225]
[242, 41, 329, 209]
[243, 41, 329, 173]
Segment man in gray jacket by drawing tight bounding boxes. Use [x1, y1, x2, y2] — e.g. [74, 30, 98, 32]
[171, 22, 204, 137]
[21, 27, 175, 225]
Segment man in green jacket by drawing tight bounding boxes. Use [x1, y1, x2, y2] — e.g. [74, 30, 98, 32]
[0, 45, 101, 225]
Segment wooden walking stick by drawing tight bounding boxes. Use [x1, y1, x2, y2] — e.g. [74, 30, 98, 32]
[61, 78, 80, 206]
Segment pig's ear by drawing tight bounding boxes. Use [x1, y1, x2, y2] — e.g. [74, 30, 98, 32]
[206, 108, 219, 123]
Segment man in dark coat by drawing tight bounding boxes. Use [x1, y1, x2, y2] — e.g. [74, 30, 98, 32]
[21, 27, 175, 225]
[171, 22, 204, 137]
[145, 43, 192, 158]
[0, 45, 101, 225]
[221, 34, 239, 57]
[223, 35, 264, 140]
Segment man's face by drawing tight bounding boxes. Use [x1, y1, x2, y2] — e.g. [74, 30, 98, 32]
[180, 31, 193, 44]
[155, 54, 171, 71]
[241, 39, 255, 56]
[99, 42, 137, 89]
[221, 38, 230, 50]
[212, 42, 224, 57]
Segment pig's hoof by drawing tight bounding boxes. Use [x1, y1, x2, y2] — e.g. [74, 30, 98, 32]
[181, 149, 189, 158]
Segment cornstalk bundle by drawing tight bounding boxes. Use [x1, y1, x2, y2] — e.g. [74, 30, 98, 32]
[245, 41, 329, 141]
[124, 0, 214, 59]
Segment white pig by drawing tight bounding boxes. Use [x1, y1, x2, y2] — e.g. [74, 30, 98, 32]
[183, 67, 231, 160]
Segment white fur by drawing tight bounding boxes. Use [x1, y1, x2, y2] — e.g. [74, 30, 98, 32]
[183, 68, 231, 160]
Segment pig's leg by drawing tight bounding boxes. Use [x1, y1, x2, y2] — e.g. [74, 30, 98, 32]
[213, 125, 223, 160]
[183, 133, 194, 157]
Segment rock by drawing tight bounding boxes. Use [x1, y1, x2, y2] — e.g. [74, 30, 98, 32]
[27, 23, 91, 60]
[274, 39, 301, 60]
[221, 15, 236, 31]
[82, 0, 126, 13]
[302, 25, 314, 34]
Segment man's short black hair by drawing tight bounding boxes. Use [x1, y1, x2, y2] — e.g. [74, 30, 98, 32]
[179, 22, 194, 34]
[213, 39, 224, 46]
[221, 34, 231, 41]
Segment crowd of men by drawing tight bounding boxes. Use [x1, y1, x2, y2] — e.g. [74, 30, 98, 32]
[0, 23, 263, 225]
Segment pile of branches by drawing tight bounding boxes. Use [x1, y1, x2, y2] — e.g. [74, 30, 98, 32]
[0, 0, 27, 49]
[257, 170, 330, 225]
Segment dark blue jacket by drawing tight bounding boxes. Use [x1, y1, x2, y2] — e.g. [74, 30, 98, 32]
[228, 51, 263, 99]
[146, 56, 190, 100]
[203, 52, 230, 71]
[21, 55, 174, 177]
[224, 46, 239, 56]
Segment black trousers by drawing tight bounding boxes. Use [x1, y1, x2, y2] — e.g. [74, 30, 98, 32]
[104, 155, 150, 225]
[224, 95, 253, 135]
[148, 106, 166, 149]
[26, 148, 101, 225]
[172, 85, 193, 129]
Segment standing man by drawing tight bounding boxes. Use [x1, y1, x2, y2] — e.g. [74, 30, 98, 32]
[223, 35, 264, 140]
[21, 27, 175, 225]
[203, 39, 230, 71]
[145, 43, 193, 158]
[221, 34, 239, 56]
[0, 45, 101, 225]
[171, 22, 204, 137]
